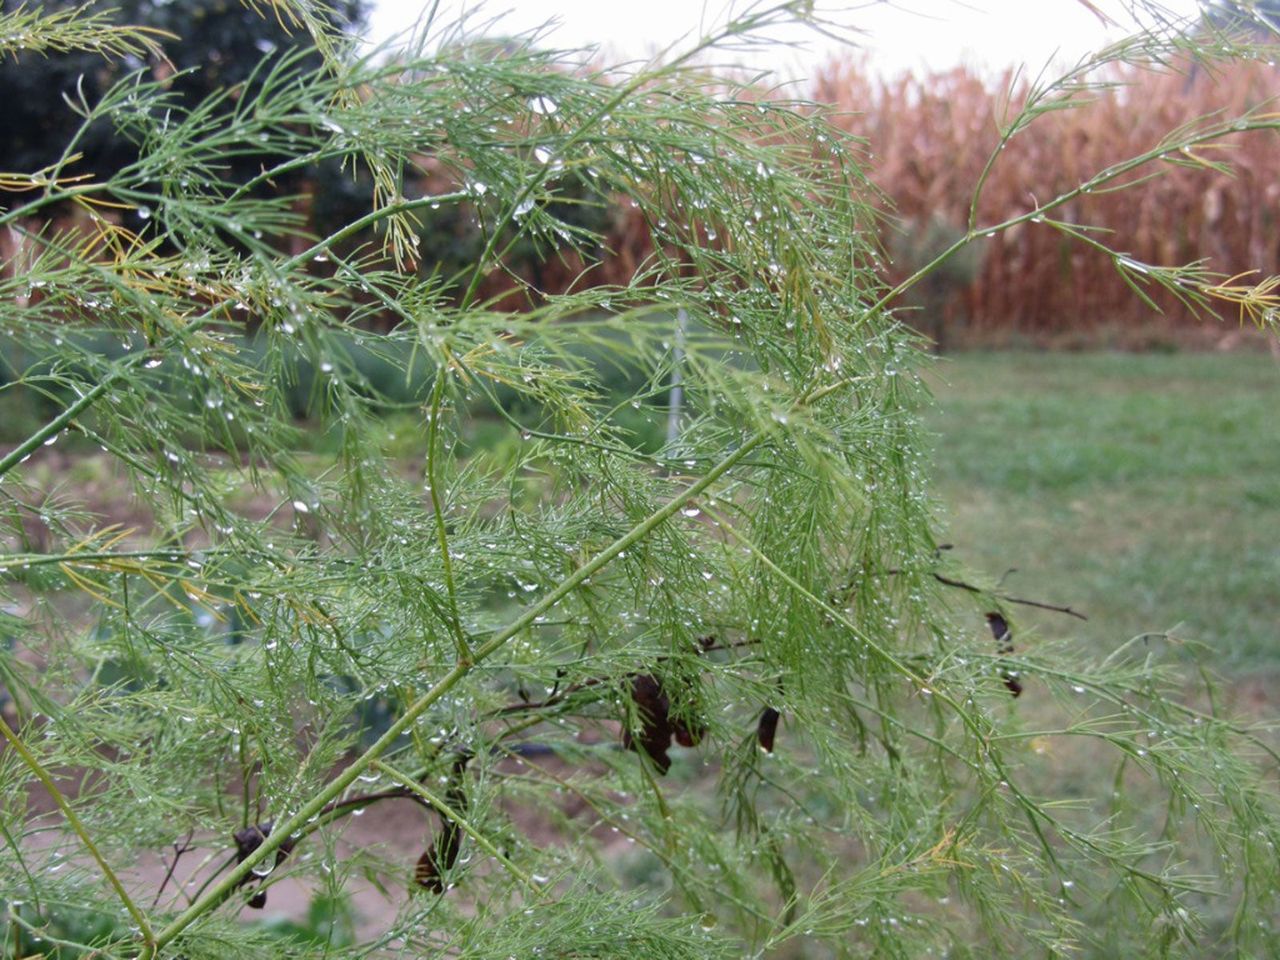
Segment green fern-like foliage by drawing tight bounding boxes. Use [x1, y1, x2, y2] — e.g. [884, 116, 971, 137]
[0, 3, 1278, 959]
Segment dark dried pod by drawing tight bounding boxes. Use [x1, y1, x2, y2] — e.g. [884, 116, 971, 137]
[757, 707, 781, 752]
[985, 612, 1021, 697]
[233, 820, 297, 865]
[415, 842, 449, 894]
[415, 753, 470, 894]
[622, 674, 674, 773]
[671, 717, 706, 749]
[622, 725, 673, 773]
[232, 822, 270, 863]
[417, 820, 462, 893]
[629, 674, 670, 720]
[415, 848, 438, 892]
[231, 820, 296, 909]
[985, 612, 1012, 652]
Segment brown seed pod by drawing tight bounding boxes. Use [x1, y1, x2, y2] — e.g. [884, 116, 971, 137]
[985, 612, 1013, 653]
[622, 673, 674, 773]
[757, 707, 781, 752]
[672, 717, 705, 749]
[231, 820, 296, 909]
[415, 835, 459, 894]
[621, 673, 707, 772]
[415, 753, 471, 894]
[985, 612, 1021, 698]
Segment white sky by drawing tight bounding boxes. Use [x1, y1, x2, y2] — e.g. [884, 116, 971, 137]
[365, 1, 1204, 82]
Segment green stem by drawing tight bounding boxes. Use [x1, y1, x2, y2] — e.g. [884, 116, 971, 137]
[874, 116, 1280, 316]
[7, 907, 101, 956]
[0, 817, 42, 913]
[0, 549, 195, 573]
[0, 715, 157, 955]
[0, 373, 120, 481]
[425, 369, 472, 665]
[703, 504, 923, 688]
[285, 192, 467, 271]
[0, 182, 108, 229]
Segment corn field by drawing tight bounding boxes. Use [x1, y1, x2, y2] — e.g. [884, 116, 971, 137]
[820, 53, 1280, 339]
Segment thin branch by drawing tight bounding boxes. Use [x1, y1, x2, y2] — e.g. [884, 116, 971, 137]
[874, 565, 1089, 621]
[425, 368, 473, 665]
[0, 373, 123, 482]
[152, 830, 195, 910]
[930, 572, 1089, 621]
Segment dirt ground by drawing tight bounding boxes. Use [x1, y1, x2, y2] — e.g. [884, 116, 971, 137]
[14, 741, 646, 943]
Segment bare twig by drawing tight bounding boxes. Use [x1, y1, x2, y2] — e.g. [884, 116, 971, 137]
[930, 572, 1089, 621]
[874, 564, 1089, 622]
[152, 829, 196, 909]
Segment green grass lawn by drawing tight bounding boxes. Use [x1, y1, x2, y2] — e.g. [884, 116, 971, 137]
[923, 351, 1280, 673]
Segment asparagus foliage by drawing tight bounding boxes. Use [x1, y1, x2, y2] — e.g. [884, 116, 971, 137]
[1, 2, 1277, 958]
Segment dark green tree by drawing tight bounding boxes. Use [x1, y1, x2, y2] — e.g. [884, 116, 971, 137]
[0, 0, 366, 190]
